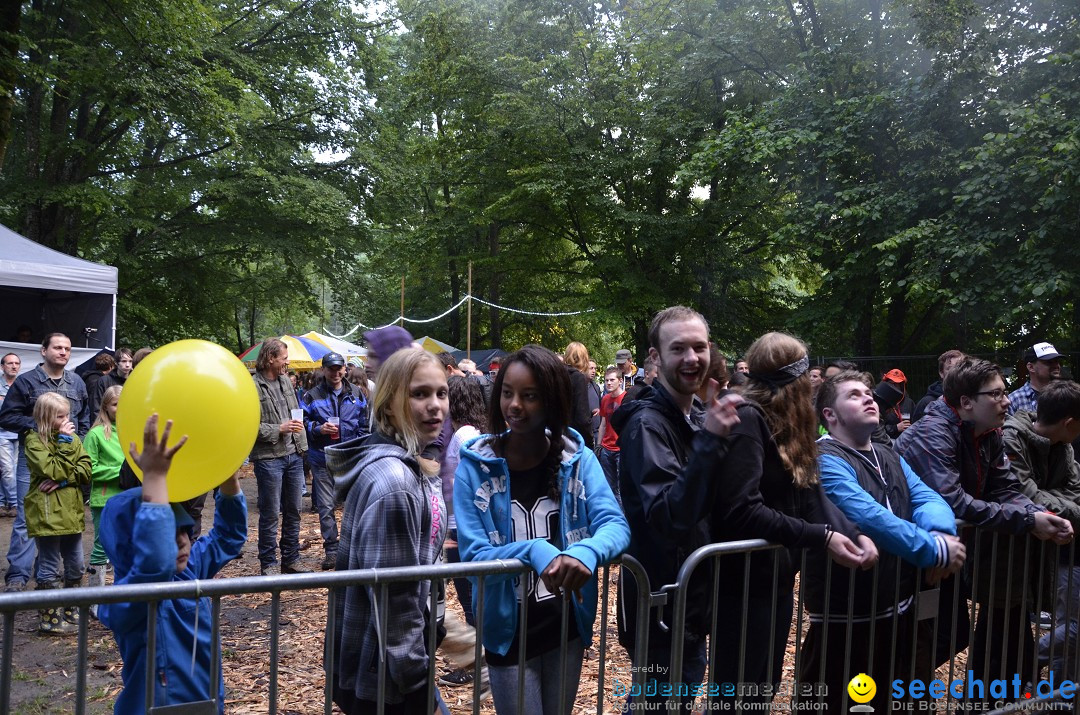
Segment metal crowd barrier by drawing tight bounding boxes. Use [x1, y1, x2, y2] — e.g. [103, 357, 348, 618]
[1, 528, 1078, 714]
[0, 555, 653, 715]
[664, 527, 1079, 714]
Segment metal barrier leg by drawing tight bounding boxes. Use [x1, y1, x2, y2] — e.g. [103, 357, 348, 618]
[0, 612, 12, 712]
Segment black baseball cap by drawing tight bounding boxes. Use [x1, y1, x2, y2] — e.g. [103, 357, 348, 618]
[322, 352, 346, 367]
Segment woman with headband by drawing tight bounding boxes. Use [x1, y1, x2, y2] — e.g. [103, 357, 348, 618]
[710, 332, 878, 705]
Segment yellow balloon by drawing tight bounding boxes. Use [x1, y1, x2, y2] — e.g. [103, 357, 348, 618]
[117, 340, 259, 502]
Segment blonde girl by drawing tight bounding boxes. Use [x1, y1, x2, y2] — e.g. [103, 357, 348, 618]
[25, 392, 92, 635]
[328, 348, 451, 714]
[83, 385, 124, 598]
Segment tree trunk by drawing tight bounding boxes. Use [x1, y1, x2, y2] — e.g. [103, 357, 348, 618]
[0, 1, 23, 174]
[487, 221, 501, 348]
[448, 257, 461, 346]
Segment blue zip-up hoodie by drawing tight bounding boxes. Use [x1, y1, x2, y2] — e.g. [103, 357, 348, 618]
[99, 487, 248, 714]
[454, 428, 630, 656]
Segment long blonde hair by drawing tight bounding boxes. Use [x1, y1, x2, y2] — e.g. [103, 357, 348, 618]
[742, 332, 818, 487]
[372, 349, 445, 474]
[33, 392, 71, 445]
[92, 385, 122, 440]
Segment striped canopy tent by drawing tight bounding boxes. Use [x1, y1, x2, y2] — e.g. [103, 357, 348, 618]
[416, 336, 458, 354]
[299, 331, 367, 358]
[238, 335, 331, 370]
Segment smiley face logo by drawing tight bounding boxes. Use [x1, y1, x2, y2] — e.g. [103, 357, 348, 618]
[848, 673, 876, 704]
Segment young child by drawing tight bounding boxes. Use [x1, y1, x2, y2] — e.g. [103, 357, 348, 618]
[24, 392, 92, 635]
[99, 414, 247, 714]
[454, 344, 630, 715]
[82, 385, 124, 608]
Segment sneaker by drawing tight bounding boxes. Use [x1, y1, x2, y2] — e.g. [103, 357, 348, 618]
[260, 564, 280, 576]
[281, 561, 310, 574]
[4, 581, 25, 593]
[438, 668, 474, 686]
[321, 553, 337, 571]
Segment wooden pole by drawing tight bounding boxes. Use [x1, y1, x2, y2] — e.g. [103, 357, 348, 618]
[399, 276, 405, 327]
[467, 261, 472, 359]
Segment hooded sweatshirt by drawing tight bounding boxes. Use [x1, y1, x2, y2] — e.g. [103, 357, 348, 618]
[325, 432, 446, 705]
[99, 487, 248, 714]
[453, 428, 629, 657]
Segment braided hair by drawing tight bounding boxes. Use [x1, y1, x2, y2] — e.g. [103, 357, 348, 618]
[488, 345, 571, 498]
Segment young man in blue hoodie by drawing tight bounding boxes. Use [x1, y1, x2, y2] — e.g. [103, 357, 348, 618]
[99, 414, 248, 714]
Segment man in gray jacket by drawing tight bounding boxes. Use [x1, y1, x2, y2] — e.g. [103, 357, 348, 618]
[251, 338, 309, 575]
[1003, 380, 1080, 678]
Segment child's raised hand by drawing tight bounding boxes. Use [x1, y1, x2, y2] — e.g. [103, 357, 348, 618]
[129, 414, 188, 485]
[58, 419, 75, 437]
[541, 555, 591, 603]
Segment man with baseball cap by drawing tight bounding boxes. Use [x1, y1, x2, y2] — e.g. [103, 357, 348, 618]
[614, 348, 640, 391]
[302, 351, 368, 570]
[1009, 342, 1063, 416]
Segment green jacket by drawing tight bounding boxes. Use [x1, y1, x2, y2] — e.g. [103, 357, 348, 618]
[25, 431, 92, 537]
[83, 424, 125, 508]
[1003, 410, 1080, 528]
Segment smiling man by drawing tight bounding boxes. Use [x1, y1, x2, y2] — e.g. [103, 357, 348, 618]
[803, 371, 964, 711]
[897, 357, 1073, 686]
[1008, 342, 1063, 416]
[610, 306, 742, 711]
[250, 338, 308, 576]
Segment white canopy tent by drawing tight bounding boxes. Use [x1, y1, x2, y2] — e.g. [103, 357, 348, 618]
[0, 223, 118, 352]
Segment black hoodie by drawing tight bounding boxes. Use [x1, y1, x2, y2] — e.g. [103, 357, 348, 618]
[611, 382, 731, 648]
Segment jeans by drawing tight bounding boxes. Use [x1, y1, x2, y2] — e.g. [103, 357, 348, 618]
[445, 529, 474, 626]
[253, 453, 305, 568]
[488, 638, 584, 715]
[598, 448, 621, 508]
[308, 454, 339, 554]
[0, 437, 16, 507]
[1040, 564, 1080, 679]
[35, 533, 84, 585]
[5, 445, 58, 587]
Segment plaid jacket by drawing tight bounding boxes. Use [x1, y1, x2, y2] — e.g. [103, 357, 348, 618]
[325, 433, 446, 705]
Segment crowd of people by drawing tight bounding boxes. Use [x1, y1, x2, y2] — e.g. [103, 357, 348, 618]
[1, 321, 1079, 714]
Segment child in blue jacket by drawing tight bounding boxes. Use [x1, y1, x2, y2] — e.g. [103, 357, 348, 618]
[454, 345, 629, 715]
[100, 414, 248, 714]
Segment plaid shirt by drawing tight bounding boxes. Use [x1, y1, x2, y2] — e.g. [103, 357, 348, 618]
[1007, 382, 1039, 416]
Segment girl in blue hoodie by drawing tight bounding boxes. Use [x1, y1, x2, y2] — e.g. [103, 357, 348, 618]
[454, 344, 630, 715]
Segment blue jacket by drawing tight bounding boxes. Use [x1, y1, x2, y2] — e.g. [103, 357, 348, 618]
[819, 437, 956, 568]
[302, 381, 368, 459]
[99, 488, 248, 714]
[454, 429, 630, 656]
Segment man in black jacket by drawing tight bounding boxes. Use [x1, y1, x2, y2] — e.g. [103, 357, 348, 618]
[912, 349, 965, 423]
[612, 306, 741, 710]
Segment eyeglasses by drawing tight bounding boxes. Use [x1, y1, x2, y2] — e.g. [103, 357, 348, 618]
[974, 388, 1009, 402]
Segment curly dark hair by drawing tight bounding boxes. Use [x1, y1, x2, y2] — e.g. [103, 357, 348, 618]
[448, 376, 487, 432]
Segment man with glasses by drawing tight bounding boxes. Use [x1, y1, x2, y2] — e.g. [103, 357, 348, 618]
[301, 352, 368, 570]
[897, 356, 1072, 687]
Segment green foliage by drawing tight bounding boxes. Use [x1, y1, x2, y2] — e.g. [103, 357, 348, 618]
[1, 0, 1077, 360]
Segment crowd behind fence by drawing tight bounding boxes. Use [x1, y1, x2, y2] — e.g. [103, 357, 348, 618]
[1, 525, 1077, 714]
